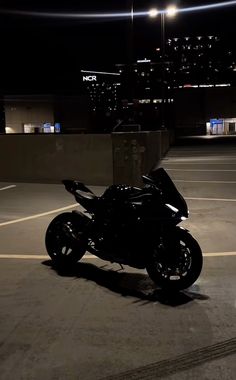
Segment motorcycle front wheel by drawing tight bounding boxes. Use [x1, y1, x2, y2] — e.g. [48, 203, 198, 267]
[45, 212, 87, 265]
[146, 229, 203, 291]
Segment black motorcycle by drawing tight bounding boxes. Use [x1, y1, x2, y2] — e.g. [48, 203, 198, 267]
[45, 168, 203, 291]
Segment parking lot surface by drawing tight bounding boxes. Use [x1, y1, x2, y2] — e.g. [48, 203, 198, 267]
[0, 138, 235, 380]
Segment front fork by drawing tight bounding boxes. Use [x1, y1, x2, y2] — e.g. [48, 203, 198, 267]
[155, 225, 188, 266]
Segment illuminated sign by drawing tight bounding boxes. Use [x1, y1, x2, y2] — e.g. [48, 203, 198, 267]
[83, 75, 97, 82]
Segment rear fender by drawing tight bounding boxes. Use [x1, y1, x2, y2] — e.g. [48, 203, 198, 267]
[71, 210, 91, 231]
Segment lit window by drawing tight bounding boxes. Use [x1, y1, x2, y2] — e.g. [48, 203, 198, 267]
[139, 99, 151, 104]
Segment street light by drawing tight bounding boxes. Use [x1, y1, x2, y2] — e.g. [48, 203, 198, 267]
[149, 6, 178, 61]
[149, 8, 159, 18]
[166, 5, 177, 17]
[149, 5, 178, 128]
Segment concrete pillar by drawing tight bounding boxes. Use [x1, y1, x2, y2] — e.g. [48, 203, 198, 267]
[112, 131, 162, 186]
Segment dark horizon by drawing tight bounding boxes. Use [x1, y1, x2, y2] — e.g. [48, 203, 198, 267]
[0, 1, 235, 92]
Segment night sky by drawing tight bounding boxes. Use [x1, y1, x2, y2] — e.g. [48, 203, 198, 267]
[0, 1, 235, 92]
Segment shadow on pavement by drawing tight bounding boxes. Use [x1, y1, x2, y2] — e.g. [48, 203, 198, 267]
[42, 260, 209, 307]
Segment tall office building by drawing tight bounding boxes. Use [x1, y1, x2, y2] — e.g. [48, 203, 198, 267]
[162, 35, 236, 88]
[81, 70, 121, 113]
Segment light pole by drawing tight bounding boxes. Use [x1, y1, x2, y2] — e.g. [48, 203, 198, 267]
[149, 6, 177, 128]
[128, 0, 134, 65]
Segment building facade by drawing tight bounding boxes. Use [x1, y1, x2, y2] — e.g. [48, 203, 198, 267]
[3, 94, 91, 134]
[2, 35, 236, 135]
[115, 35, 236, 134]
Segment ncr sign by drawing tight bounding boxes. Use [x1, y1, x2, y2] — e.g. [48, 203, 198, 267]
[83, 75, 97, 82]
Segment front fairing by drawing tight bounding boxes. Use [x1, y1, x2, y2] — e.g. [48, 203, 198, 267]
[143, 168, 189, 218]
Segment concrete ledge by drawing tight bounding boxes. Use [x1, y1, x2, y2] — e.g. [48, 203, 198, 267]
[0, 134, 113, 185]
[0, 130, 172, 186]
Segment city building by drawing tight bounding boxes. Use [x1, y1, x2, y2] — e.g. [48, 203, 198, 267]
[161, 35, 236, 135]
[162, 35, 236, 88]
[116, 58, 174, 130]
[81, 70, 121, 113]
[3, 94, 90, 134]
[2, 36, 236, 135]
[80, 69, 122, 132]
[115, 35, 236, 134]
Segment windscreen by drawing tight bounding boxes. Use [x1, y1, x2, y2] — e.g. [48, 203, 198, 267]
[143, 168, 188, 217]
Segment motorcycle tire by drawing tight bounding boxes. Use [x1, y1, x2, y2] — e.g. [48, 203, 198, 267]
[146, 228, 203, 291]
[45, 212, 87, 265]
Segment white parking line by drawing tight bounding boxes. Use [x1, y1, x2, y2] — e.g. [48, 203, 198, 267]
[0, 254, 95, 259]
[175, 180, 236, 184]
[0, 185, 16, 191]
[186, 197, 236, 202]
[167, 156, 236, 160]
[0, 204, 78, 227]
[166, 169, 236, 172]
[165, 162, 236, 165]
[204, 252, 236, 257]
[0, 252, 235, 260]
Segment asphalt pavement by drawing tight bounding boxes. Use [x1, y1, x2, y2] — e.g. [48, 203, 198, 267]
[0, 137, 235, 380]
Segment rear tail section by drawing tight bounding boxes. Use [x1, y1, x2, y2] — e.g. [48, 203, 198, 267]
[62, 180, 99, 212]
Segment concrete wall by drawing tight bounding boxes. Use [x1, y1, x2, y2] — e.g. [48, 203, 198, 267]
[0, 131, 171, 186]
[0, 134, 113, 185]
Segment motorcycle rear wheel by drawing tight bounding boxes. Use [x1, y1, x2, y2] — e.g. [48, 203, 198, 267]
[45, 212, 87, 265]
[146, 229, 203, 291]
